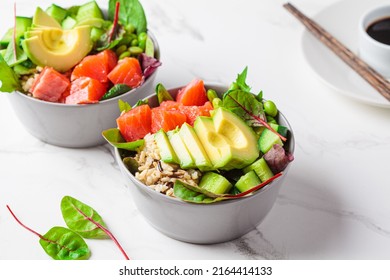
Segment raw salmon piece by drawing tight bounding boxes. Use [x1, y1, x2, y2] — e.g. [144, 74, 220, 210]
[71, 50, 118, 83]
[176, 79, 208, 106]
[117, 104, 152, 142]
[30, 67, 70, 102]
[65, 77, 107, 105]
[151, 107, 187, 133]
[179, 101, 213, 126]
[107, 57, 143, 88]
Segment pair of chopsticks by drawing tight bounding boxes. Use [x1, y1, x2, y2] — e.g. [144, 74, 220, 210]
[284, 3, 390, 102]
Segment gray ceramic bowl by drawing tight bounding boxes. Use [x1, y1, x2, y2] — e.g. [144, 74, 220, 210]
[115, 83, 295, 244]
[7, 32, 160, 148]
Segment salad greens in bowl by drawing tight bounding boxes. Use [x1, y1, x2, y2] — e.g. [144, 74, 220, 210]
[0, 0, 161, 147]
[105, 68, 295, 244]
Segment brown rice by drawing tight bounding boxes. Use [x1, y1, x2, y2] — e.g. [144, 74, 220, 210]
[133, 133, 202, 197]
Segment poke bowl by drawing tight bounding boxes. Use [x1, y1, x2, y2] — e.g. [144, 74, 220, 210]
[0, 0, 161, 148]
[107, 68, 295, 244]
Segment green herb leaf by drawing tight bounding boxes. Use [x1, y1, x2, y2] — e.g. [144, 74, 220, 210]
[4, 37, 27, 66]
[223, 89, 266, 127]
[60, 196, 130, 260]
[102, 128, 144, 151]
[108, 0, 147, 34]
[101, 84, 132, 101]
[174, 173, 283, 204]
[173, 180, 224, 204]
[6, 205, 90, 260]
[156, 83, 173, 104]
[134, 99, 148, 107]
[61, 196, 108, 239]
[39, 226, 90, 260]
[118, 99, 132, 113]
[0, 54, 21, 92]
[235, 66, 251, 92]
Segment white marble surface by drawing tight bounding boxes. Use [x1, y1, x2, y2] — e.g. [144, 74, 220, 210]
[1, 0, 390, 260]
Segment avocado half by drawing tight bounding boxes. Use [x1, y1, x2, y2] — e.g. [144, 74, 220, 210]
[22, 25, 93, 72]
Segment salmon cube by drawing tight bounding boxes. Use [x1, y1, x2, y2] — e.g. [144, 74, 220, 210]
[30, 67, 70, 102]
[65, 77, 107, 105]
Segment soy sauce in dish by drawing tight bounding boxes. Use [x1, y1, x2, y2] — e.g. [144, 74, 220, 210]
[366, 17, 390, 45]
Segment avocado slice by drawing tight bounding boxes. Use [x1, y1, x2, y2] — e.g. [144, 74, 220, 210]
[32, 7, 61, 28]
[193, 108, 259, 171]
[154, 129, 179, 164]
[167, 129, 196, 169]
[22, 26, 93, 72]
[179, 123, 212, 171]
[193, 116, 232, 169]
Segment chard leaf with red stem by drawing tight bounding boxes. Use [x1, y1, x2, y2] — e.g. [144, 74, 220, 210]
[6, 205, 90, 260]
[60, 196, 130, 260]
[173, 173, 283, 204]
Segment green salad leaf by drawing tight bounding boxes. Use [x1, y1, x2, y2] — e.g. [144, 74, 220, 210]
[108, 0, 147, 34]
[222, 89, 266, 128]
[39, 226, 91, 260]
[102, 128, 144, 151]
[0, 54, 21, 92]
[61, 196, 109, 239]
[156, 83, 173, 104]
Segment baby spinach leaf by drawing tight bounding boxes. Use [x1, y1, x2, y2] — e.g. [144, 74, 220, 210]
[108, 0, 147, 34]
[118, 99, 132, 113]
[6, 205, 90, 260]
[101, 84, 132, 101]
[60, 196, 130, 260]
[0, 54, 21, 92]
[174, 173, 283, 203]
[3, 38, 27, 67]
[61, 196, 109, 239]
[232, 66, 251, 93]
[156, 83, 173, 104]
[102, 128, 145, 151]
[40, 226, 90, 260]
[173, 180, 224, 204]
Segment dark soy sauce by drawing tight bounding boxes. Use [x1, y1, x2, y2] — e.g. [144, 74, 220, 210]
[366, 17, 390, 45]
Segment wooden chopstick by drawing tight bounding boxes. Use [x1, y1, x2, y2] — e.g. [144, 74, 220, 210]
[283, 2, 390, 102]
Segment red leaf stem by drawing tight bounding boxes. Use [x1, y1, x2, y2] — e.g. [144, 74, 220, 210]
[74, 207, 130, 260]
[108, 2, 120, 43]
[13, 3, 17, 61]
[7, 205, 47, 240]
[225, 172, 283, 198]
[227, 94, 287, 142]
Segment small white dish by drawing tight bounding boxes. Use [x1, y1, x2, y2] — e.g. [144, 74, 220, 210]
[301, 0, 390, 108]
[359, 5, 390, 78]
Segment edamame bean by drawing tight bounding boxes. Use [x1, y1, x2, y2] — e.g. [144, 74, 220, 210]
[119, 51, 131, 60]
[116, 45, 128, 56]
[263, 100, 278, 117]
[125, 24, 135, 34]
[138, 32, 147, 42]
[207, 89, 218, 102]
[129, 46, 143, 56]
[131, 38, 139, 46]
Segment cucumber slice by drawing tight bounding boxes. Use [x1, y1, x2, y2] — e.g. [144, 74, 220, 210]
[258, 127, 283, 154]
[270, 123, 288, 137]
[243, 157, 273, 182]
[46, 4, 67, 24]
[199, 172, 232, 194]
[62, 16, 77, 30]
[0, 17, 32, 48]
[235, 170, 261, 193]
[76, 1, 104, 22]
